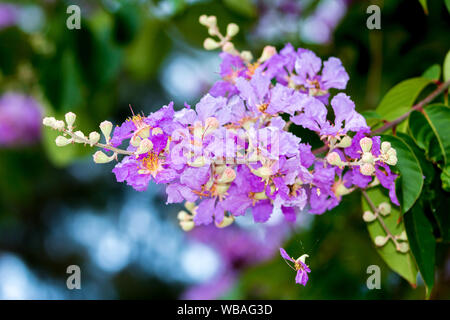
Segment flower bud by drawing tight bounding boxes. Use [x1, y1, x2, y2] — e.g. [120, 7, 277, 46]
[326, 152, 344, 167]
[136, 139, 153, 155]
[180, 220, 195, 232]
[130, 135, 142, 147]
[226, 23, 239, 37]
[203, 38, 220, 50]
[215, 183, 230, 195]
[334, 182, 351, 197]
[55, 135, 72, 147]
[363, 210, 377, 222]
[188, 156, 208, 167]
[381, 141, 391, 153]
[43, 117, 56, 128]
[65, 112, 76, 128]
[184, 202, 196, 213]
[93, 151, 114, 164]
[177, 210, 191, 221]
[215, 215, 234, 228]
[378, 202, 391, 216]
[54, 120, 65, 131]
[253, 190, 269, 200]
[88, 132, 100, 146]
[100, 121, 113, 142]
[397, 242, 409, 253]
[359, 137, 373, 153]
[336, 135, 352, 148]
[396, 231, 408, 241]
[385, 149, 398, 166]
[72, 130, 86, 143]
[374, 235, 389, 247]
[360, 163, 375, 176]
[199, 15, 209, 26]
[206, 16, 217, 27]
[259, 46, 277, 63]
[222, 42, 235, 54]
[217, 167, 236, 184]
[361, 152, 374, 164]
[240, 51, 253, 62]
[252, 166, 272, 180]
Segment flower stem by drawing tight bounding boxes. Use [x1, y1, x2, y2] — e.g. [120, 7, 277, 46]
[63, 129, 135, 156]
[361, 190, 401, 250]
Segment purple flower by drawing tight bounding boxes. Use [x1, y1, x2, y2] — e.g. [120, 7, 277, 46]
[0, 92, 42, 147]
[280, 248, 311, 286]
[0, 4, 18, 30]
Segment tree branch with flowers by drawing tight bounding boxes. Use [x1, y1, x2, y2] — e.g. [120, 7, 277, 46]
[43, 15, 450, 296]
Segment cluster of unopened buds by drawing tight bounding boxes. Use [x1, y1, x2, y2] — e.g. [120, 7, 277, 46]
[363, 201, 409, 253]
[43, 16, 402, 286]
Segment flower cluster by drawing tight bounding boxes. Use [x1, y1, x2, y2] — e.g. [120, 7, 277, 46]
[43, 16, 400, 286]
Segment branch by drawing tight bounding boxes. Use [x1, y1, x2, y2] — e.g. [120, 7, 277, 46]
[371, 80, 450, 136]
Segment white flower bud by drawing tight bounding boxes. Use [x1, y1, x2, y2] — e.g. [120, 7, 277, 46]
[326, 152, 344, 167]
[199, 15, 209, 26]
[177, 210, 191, 221]
[215, 183, 230, 195]
[259, 46, 277, 63]
[363, 210, 377, 222]
[396, 231, 408, 241]
[130, 135, 142, 147]
[240, 50, 253, 62]
[55, 135, 72, 147]
[253, 190, 269, 200]
[252, 166, 272, 179]
[360, 163, 375, 176]
[184, 202, 196, 213]
[65, 112, 76, 128]
[378, 202, 391, 216]
[386, 152, 398, 166]
[42, 117, 56, 128]
[359, 137, 373, 153]
[381, 141, 391, 153]
[72, 130, 86, 143]
[88, 132, 100, 146]
[188, 156, 208, 167]
[136, 138, 153, 155]
[54, 120, 65, 131]
[203, 38, 220, 50]
[215, 215, 234, 228]
[93, 151, 114, 164]
[217, 167, 236, 184]
[100, 121, 113, 142]
[206, 16, 217, 27]
[336, 135, 352, 148]
[226, 23, 239, 37]
[375, 235, 389, 247]
[222, 42, 235, 54]
[397, 242, 409, 253]
[180, 220, 195, 232]
[361, 152, 374, 164]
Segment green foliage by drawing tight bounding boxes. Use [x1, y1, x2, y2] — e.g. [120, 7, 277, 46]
[375, 78, 431, 132]
[404, 201, 435, 298]
[421, 64, 441, 81]
[380, 135, 423, 213]
[418, 0, 428, 14]
[444, 50, 450, 82]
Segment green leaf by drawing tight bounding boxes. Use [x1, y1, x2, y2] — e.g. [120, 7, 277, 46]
[223, 0, 257, 17]
[362, 188, 418, 285]
[404, 201, 435, 298]
[361, 110, 383, 127]
[376, 78, 431, 132]
[408, 110, 443, 163]
[418, 0, 428, 14]
[440, 165, 450, 192]
[421, 64, 441, 81]
[444, 50, 450, 82]
[423, 104, 450, 165]
[445, 0, 450, 14]
[397, 132, 435, 183]
[380, 135, 424, 213]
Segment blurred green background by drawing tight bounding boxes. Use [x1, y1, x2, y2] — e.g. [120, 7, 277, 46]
[0, 0, 449, 299]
